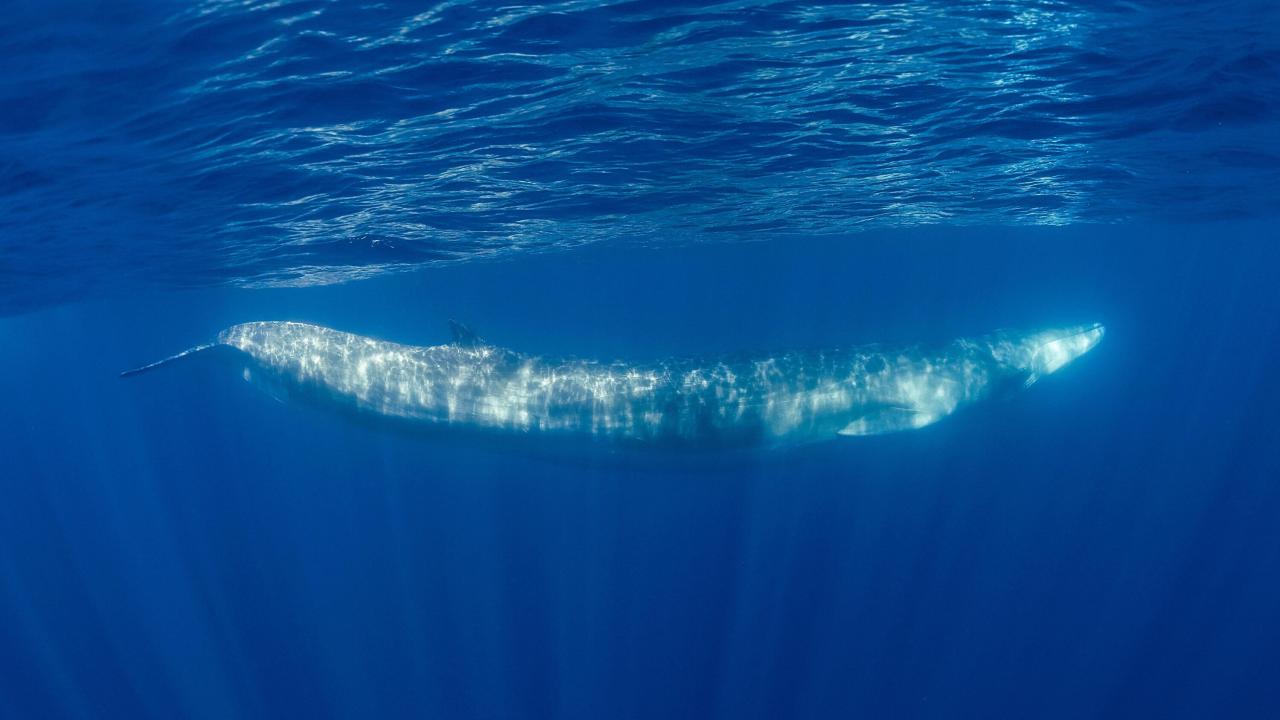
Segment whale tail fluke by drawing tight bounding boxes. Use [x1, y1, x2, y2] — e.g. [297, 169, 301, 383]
[120, 343, 219, 378]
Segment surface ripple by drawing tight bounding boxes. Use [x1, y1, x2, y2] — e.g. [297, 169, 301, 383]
[1, 0, 1277, 308]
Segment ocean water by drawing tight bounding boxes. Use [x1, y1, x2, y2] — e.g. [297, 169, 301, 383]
[3, 1, 1280, 718]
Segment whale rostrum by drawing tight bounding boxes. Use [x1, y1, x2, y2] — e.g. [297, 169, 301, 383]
[123, 321, 1105, 446]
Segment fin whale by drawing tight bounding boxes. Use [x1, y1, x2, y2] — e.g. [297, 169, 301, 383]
[122, 321, 1105, 446]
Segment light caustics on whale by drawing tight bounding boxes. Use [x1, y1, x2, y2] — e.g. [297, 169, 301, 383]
[122, 321, 1105, 447]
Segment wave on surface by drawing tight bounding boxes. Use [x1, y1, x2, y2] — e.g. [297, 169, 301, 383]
[1, 0, 1277, 307]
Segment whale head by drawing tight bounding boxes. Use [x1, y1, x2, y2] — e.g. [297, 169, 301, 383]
[988, 323, 1106, 386]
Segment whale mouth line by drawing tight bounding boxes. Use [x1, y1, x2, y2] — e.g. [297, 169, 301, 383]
[1037, 322, 1106, 347]
[1028, 322, 1106, 379]
[1064, 322, 1105, 339]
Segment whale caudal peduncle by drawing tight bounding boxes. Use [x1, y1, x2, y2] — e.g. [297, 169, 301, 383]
[119, 343, 219, 378]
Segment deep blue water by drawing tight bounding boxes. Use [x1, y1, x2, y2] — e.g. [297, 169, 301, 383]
[3, 1, 1280, 719]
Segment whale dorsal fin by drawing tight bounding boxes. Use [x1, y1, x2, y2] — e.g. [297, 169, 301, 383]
[448, 320, 482, 348]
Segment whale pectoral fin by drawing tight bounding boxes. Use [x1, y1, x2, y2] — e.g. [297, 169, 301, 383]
[838, 405, 938, 436]
[448, 320, 483, 348]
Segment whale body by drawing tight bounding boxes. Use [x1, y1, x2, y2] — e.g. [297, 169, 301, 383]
[123, 321, 1105, 447]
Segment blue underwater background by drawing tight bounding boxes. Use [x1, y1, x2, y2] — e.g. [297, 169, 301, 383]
[3, 1, 1280, 718]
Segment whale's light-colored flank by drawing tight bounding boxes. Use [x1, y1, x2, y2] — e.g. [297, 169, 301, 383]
[123, 321, 1105, 447]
